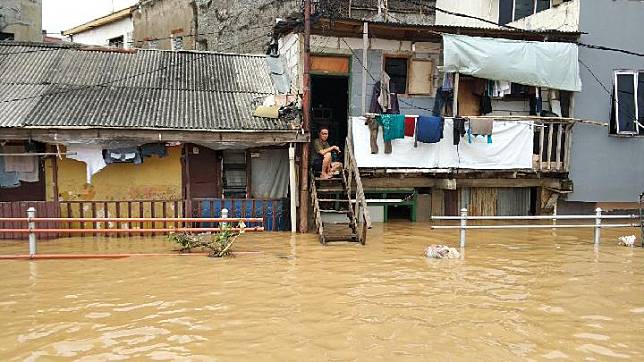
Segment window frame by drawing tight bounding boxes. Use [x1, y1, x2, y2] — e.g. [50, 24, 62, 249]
[613, 70, 642, 135]
[502, 0, 561, 24]
[383, 55, 410, 95]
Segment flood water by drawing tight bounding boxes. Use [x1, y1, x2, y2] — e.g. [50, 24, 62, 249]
[1, 223, 643, 361]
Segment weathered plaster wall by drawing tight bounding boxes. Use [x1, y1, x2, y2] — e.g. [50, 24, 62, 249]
[195, 0, 298, 53]
[0, 0, 42, 42]
[57, 146, 182, 201]
[567, 0, 644, 203]
[70, 17, 134, 48]
[434, 0, 499, 28]
[133, 0, 195, 50]
[508, 0, 579, 31]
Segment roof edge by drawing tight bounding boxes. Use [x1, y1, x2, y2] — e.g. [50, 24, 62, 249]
[63, 6, 137, 36]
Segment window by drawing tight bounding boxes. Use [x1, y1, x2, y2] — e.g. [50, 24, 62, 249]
[498, 0, 570, 25]
[612, 71, 644, 135]
[108, 35, 124, 48]
[222, 151, 247, 198]
[0, 32, 14, 41]
[384, 57, 408, 94]
[172, 35, 183, 51]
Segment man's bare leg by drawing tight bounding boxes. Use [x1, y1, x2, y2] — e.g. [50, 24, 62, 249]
[320, 153, 333, 179]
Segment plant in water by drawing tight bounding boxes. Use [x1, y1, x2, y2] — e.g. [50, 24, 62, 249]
[169, 221, 246, 257]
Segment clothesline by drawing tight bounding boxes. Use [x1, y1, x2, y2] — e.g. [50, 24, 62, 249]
[0, 152, 77, 156]
[364, 113, 608, 127]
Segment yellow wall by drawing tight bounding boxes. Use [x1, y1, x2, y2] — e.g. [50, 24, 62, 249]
[57, 146, 182, 201]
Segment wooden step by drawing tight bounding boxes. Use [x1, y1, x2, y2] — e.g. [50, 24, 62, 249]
[323, 234, 359, 242]
[319, 209, 349, 214]
[316, 187, 344, 193]
[315, 177, 343, 182]
[318, 199, 353, 203]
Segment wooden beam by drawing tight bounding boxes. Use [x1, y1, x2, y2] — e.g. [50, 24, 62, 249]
[1, 128, 309, 145]
[362, 177, 564, 189]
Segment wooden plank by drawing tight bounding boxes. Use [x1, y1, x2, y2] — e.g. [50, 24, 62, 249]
[311, 55, 350, 74]
[556, 123, 563, 171]
[539, 123, 545, 170]
[547, 123, 554, 170]
[469, 188, 497, 216]
[139, 202, 144, 237]
[408, 59, 433, 95]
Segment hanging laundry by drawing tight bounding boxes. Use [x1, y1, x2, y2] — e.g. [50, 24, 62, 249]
[377, 72, 391, 112]
[367, 116, 380, 154]
[3, 145, 34, 173]
[0, 156, 20, 188]
[404, 116, 416, 137]
[467, 128, 493, 144]
[377, 114, 405, 143]
[104, 147, 143, 164]
[416, 116, 444, 144]
[442, 73, 454, 92]
[67, 144, 107, 184]
[140, 143, 168, 158]
[529, 95, 543, 116]
[432, 86, 453, 117]
[17, 156, 39, 182]
[369, 81, 400, 114]
[493, 81, 511, 98]
[470, 119, 494, 136]
[480, 94, 492, 115]
[453, 117, 467, 146]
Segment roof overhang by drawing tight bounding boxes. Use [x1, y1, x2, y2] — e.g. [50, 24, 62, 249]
[277, 17, 581, 43]
[63, 6, 136, 36]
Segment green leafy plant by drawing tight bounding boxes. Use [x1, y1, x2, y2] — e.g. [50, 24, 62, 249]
[169, 221, 246, 257]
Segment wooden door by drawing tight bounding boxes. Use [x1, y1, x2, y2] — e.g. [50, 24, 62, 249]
[183, 144, 222, 199]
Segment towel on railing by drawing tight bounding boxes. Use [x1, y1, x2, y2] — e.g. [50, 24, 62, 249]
[415, 116, 444, 144]
[469, 118, 493, 135]
[377, 114, 405, 142]
[404, 116, 416, 137]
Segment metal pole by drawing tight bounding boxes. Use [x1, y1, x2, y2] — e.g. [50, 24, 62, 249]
[27, 207, 36, 256]
[289, 143, 297, 233]
[460, 208, 467, 248]
[221, 208, 229, 229]
[594, 207, 602, 247]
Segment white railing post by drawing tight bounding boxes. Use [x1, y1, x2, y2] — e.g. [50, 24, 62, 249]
[460, 208, 468, 248]
[221, 208, 229, 229]
[594, 207, 602, 247]
[27, 207, 37, 256]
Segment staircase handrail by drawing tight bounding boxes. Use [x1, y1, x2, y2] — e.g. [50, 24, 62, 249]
[309, 169, 325, 242]
[345, 136, 372, 234]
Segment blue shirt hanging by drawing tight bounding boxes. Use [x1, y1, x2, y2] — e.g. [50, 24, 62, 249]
[416, 116, 444, 144]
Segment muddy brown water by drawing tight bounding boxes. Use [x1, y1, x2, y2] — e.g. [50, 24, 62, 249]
[0, 222, 643, 361]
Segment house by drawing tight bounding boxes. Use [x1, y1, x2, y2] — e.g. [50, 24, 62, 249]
[133, 0, 196, 50]
[0, 42, 306, 235]
[0, 0, 42, 42]
[63, 6, 137, 48]
[273, 1, 587, 229]
[434, 0, 644, 214]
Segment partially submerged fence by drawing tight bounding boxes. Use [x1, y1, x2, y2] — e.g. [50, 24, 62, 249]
[3, 207, 264, 257]
[432, 208, 642, 248]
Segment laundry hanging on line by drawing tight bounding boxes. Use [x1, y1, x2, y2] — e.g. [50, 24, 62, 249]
[415, 116, 444, 145]
[376, 114, 405, 143]
[66, 144, 107, 184]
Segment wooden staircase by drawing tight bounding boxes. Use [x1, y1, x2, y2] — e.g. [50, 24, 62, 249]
[311, 136, 372, 245]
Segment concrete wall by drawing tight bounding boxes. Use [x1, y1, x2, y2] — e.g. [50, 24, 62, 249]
[57, 146, 182, 201]
[195, 0, 298, 53]
[133, 0, 195, 50]
[435, 0, 499, 28]
[567, 0, 644, 203]
[307, 35, 441, 117]
[69, 17, 134, 48]
[0, 0, 42, 42]
[508, 0, 579, 31]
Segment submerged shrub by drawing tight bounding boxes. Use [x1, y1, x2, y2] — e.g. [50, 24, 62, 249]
[169, 221, 246, 257]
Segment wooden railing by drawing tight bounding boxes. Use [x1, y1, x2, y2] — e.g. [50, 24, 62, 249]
[345, 136, 372, 244]
[534, 119, 574, 173]
[309, 170, 325, 243]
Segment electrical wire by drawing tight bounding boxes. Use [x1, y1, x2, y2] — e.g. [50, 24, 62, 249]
[0, 31, 273, 104]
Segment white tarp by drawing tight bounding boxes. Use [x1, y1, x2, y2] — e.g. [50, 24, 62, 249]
[443, 34, 582, 92]
[352, 117, 533, 169]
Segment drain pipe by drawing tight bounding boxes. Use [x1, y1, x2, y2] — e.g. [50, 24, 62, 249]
[27, 207, 36, 256]
[289, 143, 297, 233]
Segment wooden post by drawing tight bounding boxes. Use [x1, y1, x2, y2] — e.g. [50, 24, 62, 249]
[556, 123, 563, 171]
[452, 73, 460, 116]
[298, 0, 312, 233]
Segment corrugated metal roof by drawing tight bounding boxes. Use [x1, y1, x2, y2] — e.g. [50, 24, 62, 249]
[0, 43, 294, 131]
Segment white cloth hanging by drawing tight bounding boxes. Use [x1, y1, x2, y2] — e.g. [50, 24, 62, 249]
[66, 144, 107, 184]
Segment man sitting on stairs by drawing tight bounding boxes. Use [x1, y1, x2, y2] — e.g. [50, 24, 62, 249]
[312, 128, 342, 180]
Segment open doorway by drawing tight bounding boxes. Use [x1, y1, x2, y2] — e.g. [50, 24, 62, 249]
[310, 75, 349, 151]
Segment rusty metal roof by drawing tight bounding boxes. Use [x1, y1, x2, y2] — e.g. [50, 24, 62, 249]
[0, 43, 294, 131]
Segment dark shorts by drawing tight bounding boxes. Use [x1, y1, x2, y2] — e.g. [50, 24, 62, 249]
[312, 157, 323, 172]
